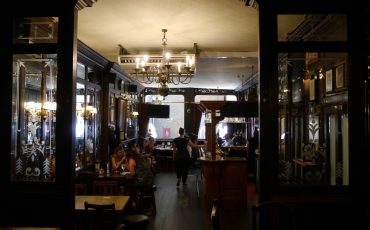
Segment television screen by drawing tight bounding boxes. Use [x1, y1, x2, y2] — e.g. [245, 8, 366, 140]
[147, 104, 170, 118]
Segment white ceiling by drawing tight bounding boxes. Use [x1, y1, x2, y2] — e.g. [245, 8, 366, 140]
[77, 0, 260, 90]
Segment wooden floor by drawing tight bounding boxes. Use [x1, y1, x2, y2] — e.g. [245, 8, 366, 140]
[141, 168, 259, 230]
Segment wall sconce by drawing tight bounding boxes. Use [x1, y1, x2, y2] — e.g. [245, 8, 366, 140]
[24, 101, 56, 121]
[76, 103, 97, 120]
[205, 110, 212, 124]
[130, 111, 139, 119]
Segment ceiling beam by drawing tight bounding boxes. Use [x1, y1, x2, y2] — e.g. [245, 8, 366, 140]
[198, 51, 258, 58]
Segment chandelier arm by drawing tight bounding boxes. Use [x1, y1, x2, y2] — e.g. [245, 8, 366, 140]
[168, 73, 181, 85]
[172, 77, 180, 85]
[179, 76, 189, 84]
[134, 71, 153, 84]
[180, 72, 194, 84]
[182, 76, 192, 84]
[145, 71, 154, 84]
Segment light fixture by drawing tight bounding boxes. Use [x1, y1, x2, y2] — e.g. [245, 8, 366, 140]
[76, 103, 97, 121]
[24, 101, 56, 121]
[239, 0, 259, 9]
[118, 29, 196, 89]
[204, 110, 212, 124]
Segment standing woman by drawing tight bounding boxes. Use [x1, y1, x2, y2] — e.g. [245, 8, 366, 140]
[172, 127, 204, 187]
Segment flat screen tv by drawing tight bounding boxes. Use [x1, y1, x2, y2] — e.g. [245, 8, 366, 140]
[147, 104, 170, 118]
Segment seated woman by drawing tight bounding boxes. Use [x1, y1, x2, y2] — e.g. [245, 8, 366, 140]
[143, 137, 157, 171]
[126, 151, 136, 177]
[143, 136, 155, 155]
[111, 146, 125, 173]
[126, 141, 154, 190]
[125, 148, 155, 208]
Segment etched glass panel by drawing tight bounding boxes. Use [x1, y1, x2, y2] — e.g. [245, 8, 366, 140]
[278, 52, 349, 186]
[278, 14, 347, 42]
[14, 17, 58, 44]
[11, 54, 58, 182]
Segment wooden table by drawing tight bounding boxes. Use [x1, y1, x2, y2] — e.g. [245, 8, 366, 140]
[75, 195, 130, 211]
[153, 147, 174, 171]
[75, 195, 130, 229]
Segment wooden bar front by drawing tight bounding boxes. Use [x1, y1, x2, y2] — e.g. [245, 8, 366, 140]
[200, 157, 247, 209]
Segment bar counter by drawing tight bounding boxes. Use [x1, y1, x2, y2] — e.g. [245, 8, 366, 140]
[199, 156, 248, 209]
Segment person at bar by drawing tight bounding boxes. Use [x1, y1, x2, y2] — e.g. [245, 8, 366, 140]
[222, 133, 233, 147]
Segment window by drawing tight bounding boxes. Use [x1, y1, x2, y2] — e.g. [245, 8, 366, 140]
[75, 62, 100, 171]
[145, 95, 185, 139]
[195, 95, 237, 139]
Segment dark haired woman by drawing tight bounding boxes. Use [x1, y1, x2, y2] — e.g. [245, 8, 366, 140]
[111, 146, 125, 173]
[172, 127, 204, 187]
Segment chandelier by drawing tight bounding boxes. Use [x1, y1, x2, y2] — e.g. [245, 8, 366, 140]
[118, 29, 196, 90]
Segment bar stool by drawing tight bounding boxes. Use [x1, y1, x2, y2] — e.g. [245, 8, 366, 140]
[122, 214, 149, 230]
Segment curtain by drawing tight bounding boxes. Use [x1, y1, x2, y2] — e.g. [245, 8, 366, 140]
[189, 103, 203, 137]
[138, 102, 150, 147]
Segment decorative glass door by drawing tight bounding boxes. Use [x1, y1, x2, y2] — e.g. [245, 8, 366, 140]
[11, 54, 58, 182]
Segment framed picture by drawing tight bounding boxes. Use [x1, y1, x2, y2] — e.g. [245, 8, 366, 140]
[325, 69, 333, 93]
[163, 128, 171, 138]
[335, 63, 346, 91]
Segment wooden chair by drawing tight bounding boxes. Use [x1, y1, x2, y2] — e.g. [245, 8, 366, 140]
[188, 158, 202, 197]
[252, 201, 296, 230]
[93, 180, 119, 195]
[211, 199, 220, 230]
[84, 201, 124, 230]
[137, 184, 157, 215]
[75, 171, 99, 194]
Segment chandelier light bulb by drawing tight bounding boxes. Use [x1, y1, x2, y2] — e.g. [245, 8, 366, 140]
[135, 57, 140, 68]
